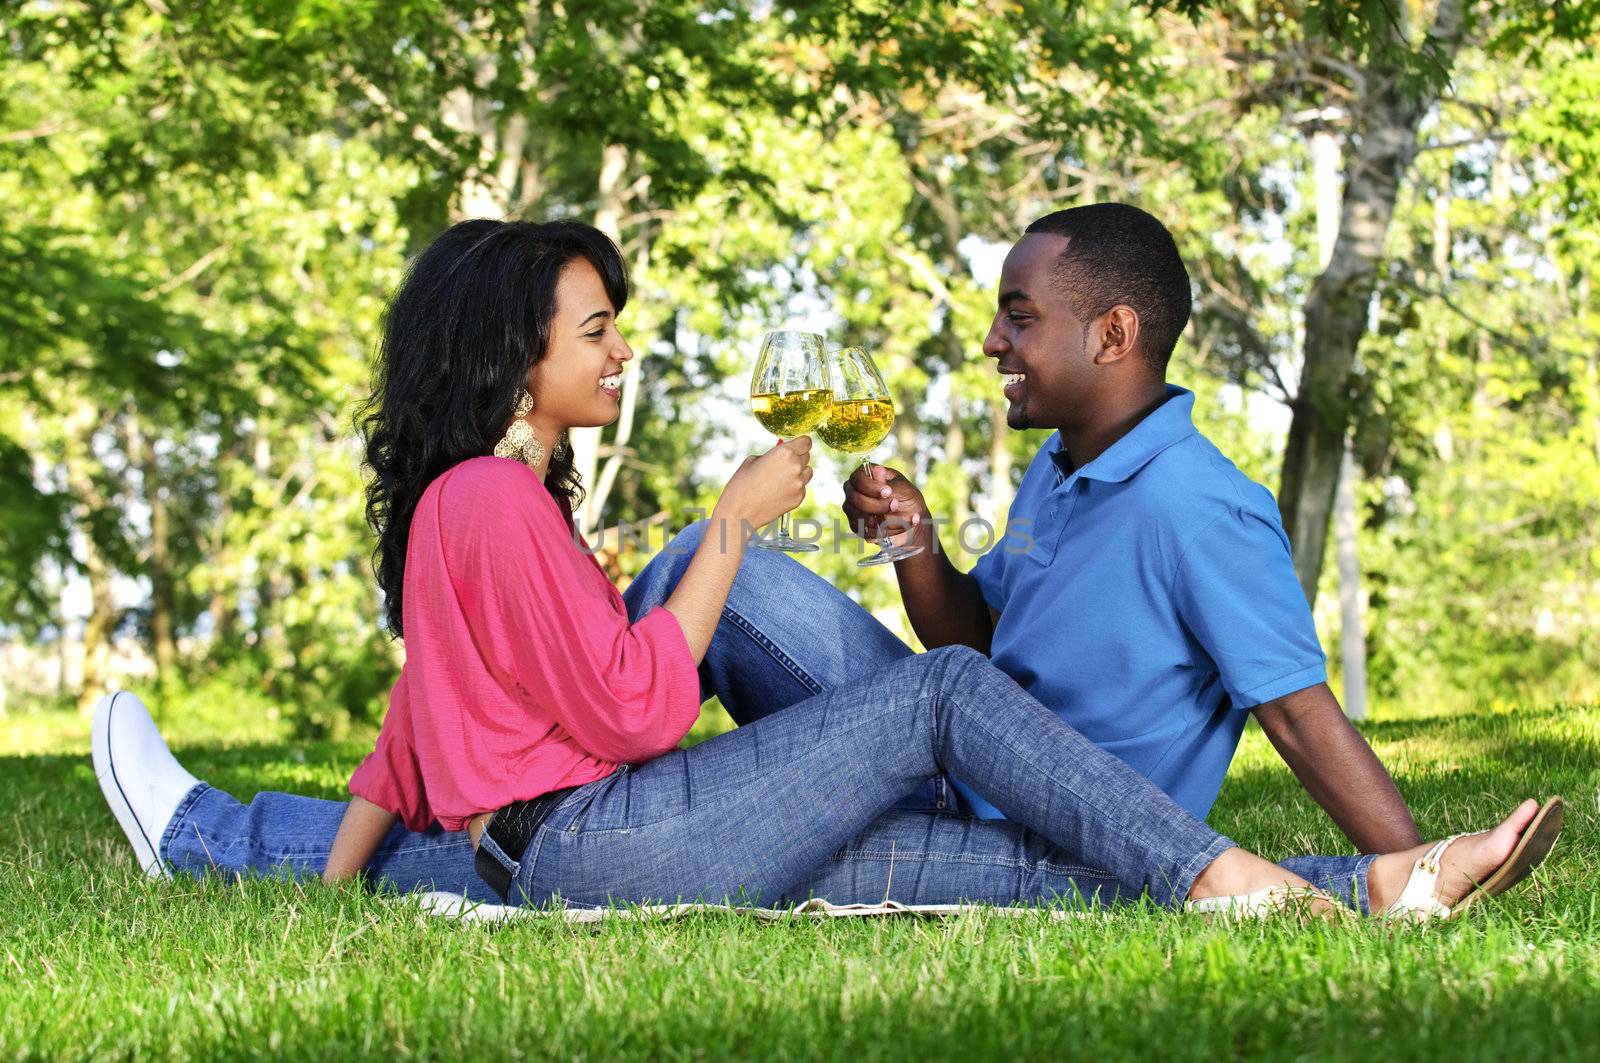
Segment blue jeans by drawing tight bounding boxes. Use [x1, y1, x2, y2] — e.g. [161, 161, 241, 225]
[162, 521, 1375, 910]
[486, 645, 1229, 907]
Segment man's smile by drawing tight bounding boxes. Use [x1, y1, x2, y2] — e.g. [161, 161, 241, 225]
[1000, 369, 1026, 400]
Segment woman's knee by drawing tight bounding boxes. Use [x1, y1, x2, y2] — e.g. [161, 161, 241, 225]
[922, 643, 992, 687]
[875, 646, 990, 725]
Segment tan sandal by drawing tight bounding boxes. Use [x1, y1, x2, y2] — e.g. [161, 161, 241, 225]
[1185, 884, 1349, 921]
[1383, 796, 1564, 921]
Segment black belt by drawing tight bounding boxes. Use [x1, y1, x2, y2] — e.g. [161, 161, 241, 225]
[473, 785, 578, 902]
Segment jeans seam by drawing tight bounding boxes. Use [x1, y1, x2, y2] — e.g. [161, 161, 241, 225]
[158, 782, 211, 861]
[1354, 852, 1378, 915]
[721, 605, 824, 696]
[477, 833, 515, 874]
[839, 847, 1114, 878]
[512, 823, 556, 904]
[941, 686, 1225, 904]
[1171, 833, 1238, 908]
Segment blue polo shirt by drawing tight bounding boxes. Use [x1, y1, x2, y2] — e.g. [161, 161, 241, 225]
[963, 385, 1325, 821]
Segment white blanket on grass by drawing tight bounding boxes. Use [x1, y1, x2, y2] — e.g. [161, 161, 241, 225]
[412, 892, 1083, 924]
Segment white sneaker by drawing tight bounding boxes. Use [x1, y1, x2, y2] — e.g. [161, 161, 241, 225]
[91, 691, 199, 878]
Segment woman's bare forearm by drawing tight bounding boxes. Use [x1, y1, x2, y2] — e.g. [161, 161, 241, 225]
[662, 510, 748, 664]
[323, 796, 399, 884]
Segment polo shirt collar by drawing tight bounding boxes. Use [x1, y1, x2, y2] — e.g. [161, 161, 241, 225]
[1050, 385, 1198, 484]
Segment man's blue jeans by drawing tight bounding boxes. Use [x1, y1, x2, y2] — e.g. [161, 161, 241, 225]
[161, 521, 1375, 909]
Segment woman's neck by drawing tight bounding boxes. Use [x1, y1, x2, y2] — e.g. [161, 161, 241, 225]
[525, 415, 561, 481]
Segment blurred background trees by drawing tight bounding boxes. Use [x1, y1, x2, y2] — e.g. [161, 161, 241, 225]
[3, 0, 1596, 732]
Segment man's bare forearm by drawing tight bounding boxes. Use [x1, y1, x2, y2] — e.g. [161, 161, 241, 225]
[1255, 684, 1421, 852]
[840, 463, 993, 651]
[894, 521, 994, 652]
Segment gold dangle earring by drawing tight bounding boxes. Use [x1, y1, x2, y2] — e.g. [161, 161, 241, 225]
[494, 388, 547, 470]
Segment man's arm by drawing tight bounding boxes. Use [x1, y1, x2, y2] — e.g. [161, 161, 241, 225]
[842, 464, 994, 651]
[893, 521, 996, 652]
[1253, 683, 1422, 852]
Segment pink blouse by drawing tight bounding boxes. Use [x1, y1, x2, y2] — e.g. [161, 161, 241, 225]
[348, 456, 702, 832]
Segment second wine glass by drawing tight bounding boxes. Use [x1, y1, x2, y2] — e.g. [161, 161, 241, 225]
[818, 346, 924, 566]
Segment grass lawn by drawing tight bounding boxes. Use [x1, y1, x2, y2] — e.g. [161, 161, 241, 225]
[3, 700, 1598, 1061]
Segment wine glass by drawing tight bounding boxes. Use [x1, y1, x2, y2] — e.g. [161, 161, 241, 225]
[749, 329, 833, 552]
[818, 346, 923, 566]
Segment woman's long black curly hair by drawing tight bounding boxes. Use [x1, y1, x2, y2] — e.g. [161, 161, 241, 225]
[357, 219, 629, 639]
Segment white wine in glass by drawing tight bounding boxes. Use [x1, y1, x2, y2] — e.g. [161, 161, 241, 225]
[819, 346, 923, 566]
[749, 330, 832, 552]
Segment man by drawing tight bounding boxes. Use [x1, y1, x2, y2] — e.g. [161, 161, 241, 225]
[94, 204, 1417, 911]
[843, 203, 1421, 856]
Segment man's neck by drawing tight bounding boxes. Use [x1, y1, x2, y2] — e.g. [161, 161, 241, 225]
[1057, 383, 1169, 472]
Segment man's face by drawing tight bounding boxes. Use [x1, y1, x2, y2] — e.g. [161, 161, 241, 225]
[982, 233, 1093, 432]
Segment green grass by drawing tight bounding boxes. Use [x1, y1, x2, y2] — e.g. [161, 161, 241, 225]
[3, 702, 1598, 1061]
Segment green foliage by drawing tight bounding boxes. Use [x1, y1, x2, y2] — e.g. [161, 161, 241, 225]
[1310, 36, 1600, 716]
[2, 0, 1598, 726]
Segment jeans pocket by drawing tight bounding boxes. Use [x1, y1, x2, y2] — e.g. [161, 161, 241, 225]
[553, 773, 619, 835]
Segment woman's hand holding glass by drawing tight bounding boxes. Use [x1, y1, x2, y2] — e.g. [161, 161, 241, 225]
[715, 437, 814, 536]
[749, 330, 833, 552]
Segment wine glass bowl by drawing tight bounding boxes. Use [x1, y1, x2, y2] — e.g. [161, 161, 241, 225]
[819, 346, 924, 566]
[748, 330, 832, 552]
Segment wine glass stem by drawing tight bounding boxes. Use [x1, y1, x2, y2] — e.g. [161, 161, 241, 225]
[860, 457, 892, 548]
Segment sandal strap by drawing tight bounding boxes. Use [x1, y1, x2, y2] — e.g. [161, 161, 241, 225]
[1384, 832, 1471, 921]
[1185, 884, 1338, 919]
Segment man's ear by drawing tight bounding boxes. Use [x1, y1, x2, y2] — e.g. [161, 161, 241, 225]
[1092, 306, 1141, 366]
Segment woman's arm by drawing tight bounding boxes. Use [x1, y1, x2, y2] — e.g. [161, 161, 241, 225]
[663, 437, 812, 664]
[322, 796, 399, 884]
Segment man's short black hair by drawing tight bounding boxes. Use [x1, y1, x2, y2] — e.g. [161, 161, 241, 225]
[1024, 203, 1192, 372]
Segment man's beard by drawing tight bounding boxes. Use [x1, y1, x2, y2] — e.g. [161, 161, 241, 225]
[1006, 398, 1031, 431]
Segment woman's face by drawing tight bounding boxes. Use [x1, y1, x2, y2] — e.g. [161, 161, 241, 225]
[526, 258, 633, 437]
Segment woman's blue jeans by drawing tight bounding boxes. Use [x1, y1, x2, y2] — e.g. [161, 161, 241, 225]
[161, 521, 1375, 910]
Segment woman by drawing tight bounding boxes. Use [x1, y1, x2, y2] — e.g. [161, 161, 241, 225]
[93, 219, 1561, 918]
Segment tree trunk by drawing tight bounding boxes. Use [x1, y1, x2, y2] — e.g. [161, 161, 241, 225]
[251, 414, 276, 645]
[1311, 120, 1367, 720]
[442, 29, 508, 221]
[128, 418, 177, 686]
[917, 156, 980, 540]
[1472, 149, 1513, 429]
[589, 215, 655, 526]
[1333, 443, 1367, 719]
[943, 409, 970, 533]
[894, 405, 921, 473]
[60, 400, 117, 717]
[77, 532, 116, 718]
[988, 401, 1014, 530]
[1584, 274, 1600, 466]
[210, 481, 237, 645]
[1277, 0, 1466, 601]
[573, 142, 636, 536]
[57, 589, 72, 700]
